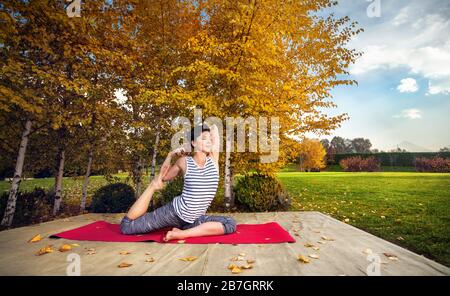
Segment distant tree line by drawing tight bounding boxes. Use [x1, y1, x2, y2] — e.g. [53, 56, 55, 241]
[320, 137, 373, 164]
[320, 137, 450, 166]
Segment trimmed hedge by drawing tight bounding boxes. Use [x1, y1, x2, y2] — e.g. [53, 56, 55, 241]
[91, 183, 135, 213]
[0, 187, 53, 228]
[330, 152, 450, 167]
[159, 176, 184, 206]
[233, 173, 291, 212]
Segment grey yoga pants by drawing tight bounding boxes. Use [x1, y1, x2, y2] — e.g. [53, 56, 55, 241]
[120, 201, 237, 235]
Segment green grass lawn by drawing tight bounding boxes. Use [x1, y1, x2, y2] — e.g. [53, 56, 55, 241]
[280, 163, 417, 172]
[277, 171, 450, 267]
[1, 174, 120, 194]
[0, 173, 148, 212]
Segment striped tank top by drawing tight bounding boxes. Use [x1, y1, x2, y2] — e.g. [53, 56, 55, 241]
[172, 155, 219, 223]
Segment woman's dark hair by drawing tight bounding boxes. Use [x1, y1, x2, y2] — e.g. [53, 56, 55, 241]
[189, 123, 210, 150]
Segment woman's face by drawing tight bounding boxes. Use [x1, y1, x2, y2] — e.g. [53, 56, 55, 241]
[192, 131, 212, 153]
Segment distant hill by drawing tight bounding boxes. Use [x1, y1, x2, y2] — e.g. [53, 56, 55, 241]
[393, 141, 433, 152]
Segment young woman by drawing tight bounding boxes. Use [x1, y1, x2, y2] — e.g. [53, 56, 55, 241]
[120, 124, 237, 242]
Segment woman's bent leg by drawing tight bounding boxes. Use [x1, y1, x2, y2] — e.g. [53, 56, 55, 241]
[183, 215, 237, 234]
[163, 215, 237, 241]
[125, 185, 156, 220]
[120, 202, 183, 235]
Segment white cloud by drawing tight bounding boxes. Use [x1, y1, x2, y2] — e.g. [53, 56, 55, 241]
[397, 78, 419, 93]
[427, 79, 450, 95]
[393, 7, 410, 26]
[349, 7, 450, 95]
[393, 109, 422, 119]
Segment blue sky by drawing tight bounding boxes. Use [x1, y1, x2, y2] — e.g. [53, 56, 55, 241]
[312, 0, 450, 151]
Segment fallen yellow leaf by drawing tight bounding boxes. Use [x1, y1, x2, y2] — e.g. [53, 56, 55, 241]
[240, 264, 253, 269]
[59, 244, 72, 252]
[119, 250, 131, 255]
[246, 259, 255, 264]
[231, 266, 242, 274]
[86, 248, 96, 255]
[297, 255, 310, 263]
[383, 253, 399, 261]
[28, 234, 42, 243]
[36, 245, 53, 256]
[71, 244, 80, 247]
[309, 254, 320, 259]
[228, 264, 237, 270]
[179, 256, 197, 261]
[118, 262, 132, 268]
[145, 257, 155, 262]
[304, 243, 315, 248]
[363, 248, 373, 255]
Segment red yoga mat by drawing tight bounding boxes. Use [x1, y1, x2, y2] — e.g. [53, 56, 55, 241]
[50, 221, 296, 244]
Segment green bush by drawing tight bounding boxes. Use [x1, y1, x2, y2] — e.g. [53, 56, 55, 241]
[0, 187, 53, 228]
[233, 173, 291, 212]
[91, 183, 135, 213]
[158, 176, 184, 206]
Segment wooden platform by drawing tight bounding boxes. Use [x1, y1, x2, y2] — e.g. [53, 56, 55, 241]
[0, 212, 448, 275]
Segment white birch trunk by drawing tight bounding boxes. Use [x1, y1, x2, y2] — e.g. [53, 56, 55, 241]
[149, 129, 160, 211]
[1, 120, 32, 227]
[134, 156, 143, 199]
[53, 148, 65, 215]
[80, 147, 93, 212]
[150, 129, 160, 182]
[224, 131, 232, 209]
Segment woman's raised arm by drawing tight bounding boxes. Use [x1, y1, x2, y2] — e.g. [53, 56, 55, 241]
[160, 148, 186, 182]
[209, 124, 220, 164]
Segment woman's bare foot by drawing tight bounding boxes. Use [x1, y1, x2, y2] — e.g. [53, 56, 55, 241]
[163, 228, 185, 242]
